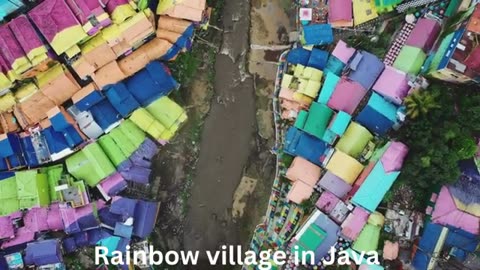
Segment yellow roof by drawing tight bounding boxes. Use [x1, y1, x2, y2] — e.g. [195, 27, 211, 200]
[453, 198, 480, 217]
[353, 0, 378, 26]
[326, 150, 364, 184]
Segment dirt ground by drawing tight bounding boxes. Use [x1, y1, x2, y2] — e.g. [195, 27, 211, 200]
[149, 0, 295, 269]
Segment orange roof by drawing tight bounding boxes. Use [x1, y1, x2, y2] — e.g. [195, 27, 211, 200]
[286, 156, 322, 187]
[467, 5, 480, 34]
[117, 49, 150, 77]
[287, 181, 314, 204]
[92, 61, 126, 89]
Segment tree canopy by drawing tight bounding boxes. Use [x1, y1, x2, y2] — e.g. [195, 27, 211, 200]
[393, 83, 480, 207]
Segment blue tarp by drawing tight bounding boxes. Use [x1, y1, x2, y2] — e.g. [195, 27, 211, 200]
[0, 133, 25, 168]
[90, 99, 122, 131]
[348, 51, 385, 90]
[356, 106, 395, 136]
[308, 49, 329, 70]
[104, 83, 140, 117]
[50, 114, 84, 148]
[24, 240, 62, 266]
[287, 48, 311, 66]
[133, 200, 159, 238]
[126, 61, 178, 106]
[302, 24, 334, 45]
[161, 45, 182, 61]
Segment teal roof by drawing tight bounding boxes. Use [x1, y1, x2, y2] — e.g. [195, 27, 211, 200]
[0, 1, 23, 20]
[303, 102, 334, 139]
[318, 72, 340, 104]
[330, 111, 351, 135]
[368, 93, 398, 122]
[352, 161, 400, 212]
[295, 110, 308, 129]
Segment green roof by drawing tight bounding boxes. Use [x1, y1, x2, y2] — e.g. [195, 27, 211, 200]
[318, 72, 340, 104]
[335, 122, 373, 159]
[16, 170, 50, 209]
[146, 96, 188, 134]
[298, 223, 327, 250]
[118, 119, 146, 148]
[0, 177, 19, 216]
[41, 165, 64, 202]
[99, 134, 128, 167]
[353, 224, 381, 252]
[393, 45, 426, 75]
[428, 32, 454, 73]
[66, 142, 116, 186]
[294, 110, 308, 129]
[303, 102, 334, 139]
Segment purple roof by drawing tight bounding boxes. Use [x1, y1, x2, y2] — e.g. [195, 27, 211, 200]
[65, 0, 105, 25]
[332, 40, 356, 64]
[24, 207, 49, 232]
[110, 196, 137, 219]
[104, 0, 129, 14]
[24, 239, 63, 266]
[0, 216, 14, 240]
[99, 172, 127, 196]
[0, 25, 26, 69]
[348, 51, 385, 90]
[28, 0, 81, 43]
[75, 203, 101, 231]
[318, 171, 352, 198]
[316, 191, 340, 214]
[372, 66, 410, 105]
[312, 212, 341, 262]
[8, 15, 45, 56]
[405, 18, 441, 52]
[327, 78, 367, 114]
[47, 203, 65, 231]
[1, 227, 35, 249]
[120, 165, 151, 184]
[133, 200, 159, 238]
[380, 141, 409, 172]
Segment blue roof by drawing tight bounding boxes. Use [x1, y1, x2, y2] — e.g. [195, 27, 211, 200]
[308, 49, 329, 70]
[318, 72, 340, 104]
[412, 223, 444, 270]
[42, 127, 70, 154]
[133, 200, 159, 238]
[126, 61, 178, 107]
[352, 162, 400, 212]
[329, 111, 351, 136]
[312, 212, 340, 262]
[324, 56, 345, 76]
[90, 99, 122, 131]
[287, 48, 311, 66]
[356, 105, 395, 136]
[24, 239, 62, 266]
[104, 83, 140, 117]
[75, 89, 105, 112]
[284, 127, 329, 166]
[302, 24, 334, 46]
[368, 93, 398, 122]
[0, 1, 23, 20]
[438, 28, 465, 70]
[348, 51, 385, 90]
[20, 136, 39, 167]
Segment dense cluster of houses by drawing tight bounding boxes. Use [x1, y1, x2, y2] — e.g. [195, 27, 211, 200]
[256, 1, 480, 269]
[0, 0, 208, 269]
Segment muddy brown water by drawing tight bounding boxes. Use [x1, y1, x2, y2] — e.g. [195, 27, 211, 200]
[182, 0, 256, 258]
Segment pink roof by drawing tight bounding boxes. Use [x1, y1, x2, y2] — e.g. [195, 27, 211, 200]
[47, 203, 65, 231]
[286, 157, 322, 187]
[380, 141, 409, 172]
[328, 0, 353, 25]
[383, 241, 399, 260]
[99, 172, 127, 196]
[316, 191, 340, 214]
[0, 216, 14, 240]
[24, 207, 50, 232]
[332, 40, 356, 64]
[372, 66, 410, 105]
[287, 181, 314, 204]
[327, 78, 367, 114]
[405, 18, 441, 52]
[431, 186, 480, 234]
[1, 227, 35, 249]
[341, 206, 369, 240]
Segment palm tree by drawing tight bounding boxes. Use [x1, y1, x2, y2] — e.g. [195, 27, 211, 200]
[404, 90, 440, 119]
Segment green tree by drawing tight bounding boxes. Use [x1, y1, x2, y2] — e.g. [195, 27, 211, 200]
[404, 89, 440, 119]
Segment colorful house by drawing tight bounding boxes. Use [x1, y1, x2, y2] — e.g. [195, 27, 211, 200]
[325, 150, 364, 184]
[335, 122, 373, 159]
[341, 206, 370, 240]
[24, 239, 64, 267]
[301, 102, 334, 140]
[301, 24, 334, 46]
[0, 0, 24, 21]
[327, 77, 367, 114]
[352, 212, 384, 252]
[348, 51, 385, 90]
[317, 72, 341, 104]
[329, 0, 353, 27]
[284, 127, 330, 166]
[65, 0, 112, 36]
[353, 0, 378, 26]
[0, 24, 31, 77]
[405, 18, 441, 52]
[318, 171, 352, 198]
[28, 0, 87, 55]
[356, 93, 398, 135]
[393, 45, 426, 75]
[322, 111, 352, 145]
[372, 66, 410, 105]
